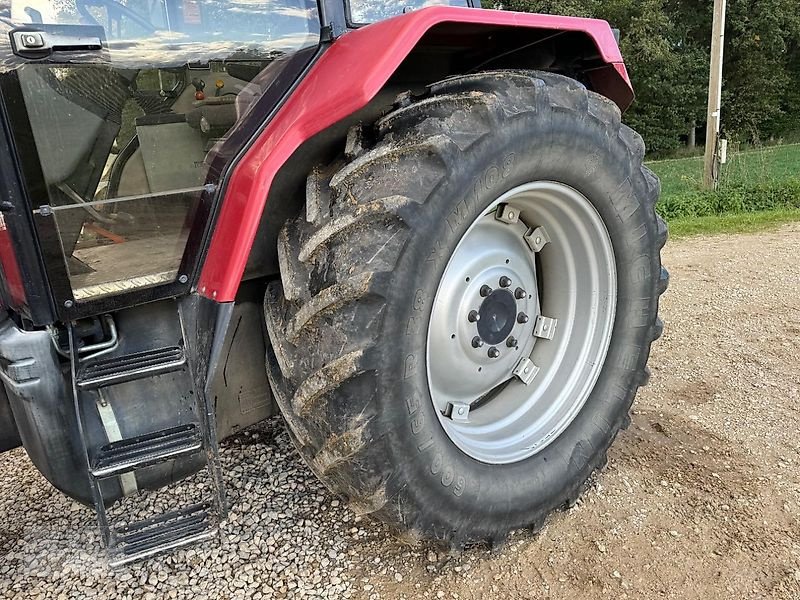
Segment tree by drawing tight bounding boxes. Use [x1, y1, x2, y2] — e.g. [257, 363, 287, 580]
[721, 0, 800, 141]
[499, 0, 707, 154]
[498, 0, 800, 154]
[597, 0, 707, 154]
[499, 0, 595, 17]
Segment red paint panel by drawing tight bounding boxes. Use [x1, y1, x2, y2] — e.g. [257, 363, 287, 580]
[0, 214, 26, 308]
[198, 6, 631, 301]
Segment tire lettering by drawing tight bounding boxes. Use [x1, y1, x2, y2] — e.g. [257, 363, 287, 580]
[485, 165, 500, 189]
[413, 289, 425, 312]
[630, 298, 651, 327]
[629, 222, 648, 243]
[469, 159, 515, 213]
[441, 466, 454, 487]
[502, 153, 515, 177]
[431, 452, 443, 474]
[447, 199, 470, 233]
[635, 263, 650, 284]
[417, 437, 434, 452]
[426, 240, 442, 263]
[453, 476, 466, 497]
[472, 177, 482, 208]
[406, 315, 419, 336]
[405, 392, 420, 415]
[449, 160, 521, 233]
[411, 412, 425, 435]
[404, 353, 417, 379]
[609, 178, 639, 223]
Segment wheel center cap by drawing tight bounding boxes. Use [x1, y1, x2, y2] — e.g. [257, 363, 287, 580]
[476, 289, 517, 345]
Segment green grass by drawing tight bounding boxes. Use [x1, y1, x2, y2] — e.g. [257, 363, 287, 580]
[649, 143, 800, 198]
[668, 208, 800, 238]
[646, 143, 800, 236]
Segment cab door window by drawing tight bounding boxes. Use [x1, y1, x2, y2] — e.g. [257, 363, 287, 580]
[1, 0, 319, 304]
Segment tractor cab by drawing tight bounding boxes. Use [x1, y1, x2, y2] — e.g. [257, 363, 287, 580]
[0, 0, 321, 320]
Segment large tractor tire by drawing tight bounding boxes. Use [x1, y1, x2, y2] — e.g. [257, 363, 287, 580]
[264, 70, 668, 548]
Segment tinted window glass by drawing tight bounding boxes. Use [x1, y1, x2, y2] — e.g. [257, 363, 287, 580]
[348, 0, 468, 25]
[1, 0, 319, 302]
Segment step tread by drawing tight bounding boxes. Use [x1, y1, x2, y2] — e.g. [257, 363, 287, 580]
[77, 346, 186, 389]
[109, 502, 217, 567]
[91, 423, 203, 477]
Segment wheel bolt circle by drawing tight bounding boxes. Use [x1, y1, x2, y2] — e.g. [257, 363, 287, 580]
[468, 310, 480, 323]
[499, 276, 512, 288]
[506, 336, 517, 348]
[488, 346, 500, 359]
[480, 285, 492, 297]
[517, 312, 529, 324]
[514, 287, 526, 300]
[472, 336, 484, 348]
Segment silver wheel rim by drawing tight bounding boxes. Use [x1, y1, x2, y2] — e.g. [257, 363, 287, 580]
[426, 181, 617, 464]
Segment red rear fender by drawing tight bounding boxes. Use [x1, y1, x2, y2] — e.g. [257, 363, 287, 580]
[198, 6, 632, 301]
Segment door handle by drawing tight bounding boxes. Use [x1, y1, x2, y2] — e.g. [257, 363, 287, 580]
[10, 29, 103, 59]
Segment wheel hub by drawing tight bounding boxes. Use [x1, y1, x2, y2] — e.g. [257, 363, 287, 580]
[475, 287, 518, 346]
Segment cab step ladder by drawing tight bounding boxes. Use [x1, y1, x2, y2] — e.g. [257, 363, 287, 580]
[68, 324, 226, 567]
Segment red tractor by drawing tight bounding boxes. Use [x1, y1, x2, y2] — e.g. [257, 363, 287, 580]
[0, 0, 667, 566]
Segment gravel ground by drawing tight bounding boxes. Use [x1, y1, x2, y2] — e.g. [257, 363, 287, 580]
[2, 223, 800, 599]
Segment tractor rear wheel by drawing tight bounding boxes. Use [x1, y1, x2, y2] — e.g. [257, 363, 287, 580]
[264, 70, 668, 547]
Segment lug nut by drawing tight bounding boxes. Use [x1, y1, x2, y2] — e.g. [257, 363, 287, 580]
[514, 287, 526, 300]
[517, 312, 529, 324]
[468, 310, 480, 323]
[472, 337, 484, 348]
[480, 285, 492, 297]
[487, 347, 500, 359]
[499, 276, 512, 288]
[506, 336, 517, 348]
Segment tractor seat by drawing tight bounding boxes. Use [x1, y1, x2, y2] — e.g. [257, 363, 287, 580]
[185, 96, 238, 137]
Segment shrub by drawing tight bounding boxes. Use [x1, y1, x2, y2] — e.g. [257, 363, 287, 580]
[656, 179, 800, 221]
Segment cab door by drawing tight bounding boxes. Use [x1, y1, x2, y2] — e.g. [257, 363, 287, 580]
[0, 0, 320, 319]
